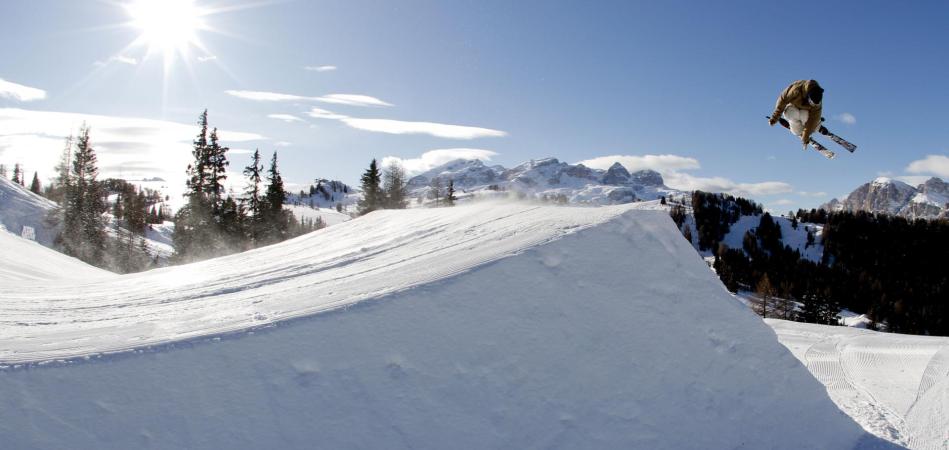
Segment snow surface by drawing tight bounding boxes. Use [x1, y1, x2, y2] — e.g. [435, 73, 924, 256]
[0, 176, 59, 247]
[285, 204, 351, 226]
[0, 228, 113, 282]
[769, 319, 949, 450]
[0, 202, 895, 449]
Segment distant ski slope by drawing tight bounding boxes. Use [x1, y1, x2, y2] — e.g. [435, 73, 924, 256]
[769, 319, 949, 450]
[0, 202, 894, 449]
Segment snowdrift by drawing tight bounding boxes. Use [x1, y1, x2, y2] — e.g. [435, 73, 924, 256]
[0, 202, 893, 449]
[0, 176, 59, 247]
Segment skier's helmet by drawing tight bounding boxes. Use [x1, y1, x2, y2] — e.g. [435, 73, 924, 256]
[807, 80, 824, 105]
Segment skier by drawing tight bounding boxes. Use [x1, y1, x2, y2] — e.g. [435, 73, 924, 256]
[768, 79, 826, 149]
[767, 79, 856, 158]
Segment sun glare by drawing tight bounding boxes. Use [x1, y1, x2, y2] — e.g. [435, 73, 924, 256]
[126, 0, 206, 55]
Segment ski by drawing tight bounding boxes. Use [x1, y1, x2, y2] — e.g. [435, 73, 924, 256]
[822, 129, 857, 153]
[768, 116, 836, 159]
[808, 139, 835, 159]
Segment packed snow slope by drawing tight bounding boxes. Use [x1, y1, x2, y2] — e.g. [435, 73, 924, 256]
[0, 229, 113, 282]
[769, 319, 949, 450]
[0, 176, 59, 246]
[0, 202, 894, 449]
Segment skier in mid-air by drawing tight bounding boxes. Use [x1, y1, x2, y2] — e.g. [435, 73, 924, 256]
[768, 79, 856, 158]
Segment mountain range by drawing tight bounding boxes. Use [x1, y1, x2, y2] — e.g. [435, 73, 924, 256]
[405, 157, 679, 205]
[822, 176, 949, 219]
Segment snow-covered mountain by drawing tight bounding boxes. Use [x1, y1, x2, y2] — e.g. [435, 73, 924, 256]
[0, 202, 895, 449]
[407, 157, 680, 205]
[823, 176, 949, 219]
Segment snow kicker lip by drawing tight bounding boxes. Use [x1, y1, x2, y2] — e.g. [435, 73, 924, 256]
[0, 202, 648, 366]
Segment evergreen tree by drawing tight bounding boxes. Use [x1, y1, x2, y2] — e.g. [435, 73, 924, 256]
[29, 171, 41, 194]
[382, 161, 408, 209]
[242, 149, 264, 244]
[174, 110, 215, 261]
[754, 274, 775, 318]
[206, 127, 229, 217]
[12, 163, 23, 185]
[446, 179, 456, 206]
[262, 151, 291, 242]
[60, 125, 106, 265]
[357, 159, 383, 215]
[0, 164, 6, 178]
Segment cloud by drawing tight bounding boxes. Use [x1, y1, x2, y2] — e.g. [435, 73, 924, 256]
[577, 154, 700, 173]
[274, 141, 292, 147]
[771, 199, 794, 206]
[797, 191, 828, 197]
[305, 65, 337, 72]
[664, 172, 793, 197]
[197, 55, 218, 62]
[906, 154, 949, 178]
[228, 148, 254, 155]
[93, 55, 139, 67]
[306, 107, 350, 120]
[225, 90, 391, 107]
[834, 113, 857, 125]
[226, 90, 312, 102]
[381, 148, 499, 176]
[316, 94, 392, 107]
[896, 175, 932, 187]
[0, 78, 47, 102]
[267, 113, 305, 123]
[0, 108, 265, 208]
[340, 118, 506, 139]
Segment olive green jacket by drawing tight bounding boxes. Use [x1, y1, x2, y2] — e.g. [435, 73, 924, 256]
[772, 79, 823, 143]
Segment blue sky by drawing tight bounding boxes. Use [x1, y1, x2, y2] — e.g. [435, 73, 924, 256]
[1, 0, 947, 211]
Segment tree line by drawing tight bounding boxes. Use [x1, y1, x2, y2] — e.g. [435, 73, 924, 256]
[355, 159, 457, 215]
[679, 191, 949, 335]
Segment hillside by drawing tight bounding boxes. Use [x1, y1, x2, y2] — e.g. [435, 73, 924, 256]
[0, 202, 891, 449]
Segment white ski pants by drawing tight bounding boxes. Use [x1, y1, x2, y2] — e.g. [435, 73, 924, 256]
[782, 105, 810, 138]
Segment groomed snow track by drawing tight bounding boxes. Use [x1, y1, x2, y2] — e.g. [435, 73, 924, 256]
[770, 319, 949, 450]
[0, 202, 895, 449]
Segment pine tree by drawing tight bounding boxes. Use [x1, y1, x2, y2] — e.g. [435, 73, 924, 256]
[243, 149, 264, 244]
[0, 164, 6, 178]
[262, 151, 291, 243]
[174, 111, 214, 261]
[446, 179, 456, 206]
[48, 135, 74, 204]
[357, 159, 383, 215]
[60, 125, 106, 265]
[382, 161, 408, 209]
[206, 127, 229, 217]
[29, 171, 41, 194]
[12, 163, 23, 185]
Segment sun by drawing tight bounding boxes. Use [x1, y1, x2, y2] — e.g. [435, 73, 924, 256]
[126, 0, 208, 56]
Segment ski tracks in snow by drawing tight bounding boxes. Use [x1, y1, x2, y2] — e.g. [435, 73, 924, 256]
[769, 319, 949, 450]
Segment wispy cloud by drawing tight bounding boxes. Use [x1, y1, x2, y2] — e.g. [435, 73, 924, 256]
[304, 106, 506, 140]
[317, 94, 391, 107]
[274, 141, 292, 147]
[225, 90, 392, 107]
[340, 118, 506, 139]
[834, 113, 857, 125]
[0, 78, 47, 102]
[93, 55, 139, 67]
[305, 65, 337, 72]
[382, 149, 499, 176]
[797, 191, 828, 197]
[267, 113, 305, 123]
[578, 154, 700, 173]
[197, 55, 218, 62]
[771, 199, 794, 206]
[906, 154, 949, 178]
[306, 107, 349, 120]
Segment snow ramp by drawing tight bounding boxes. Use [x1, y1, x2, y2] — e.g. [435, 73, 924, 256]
[0, 202, 895, 449]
